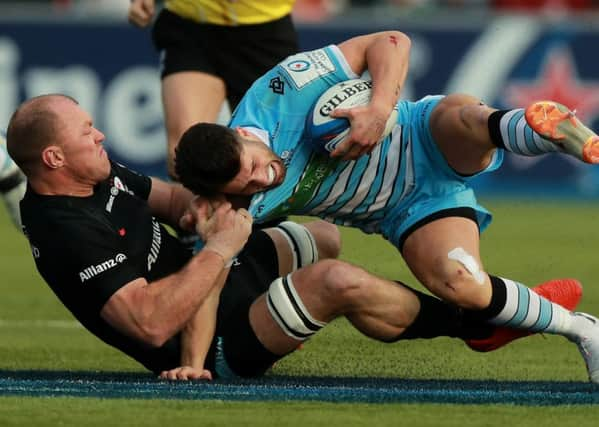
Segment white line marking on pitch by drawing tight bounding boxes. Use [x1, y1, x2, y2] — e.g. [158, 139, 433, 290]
[0, 319, 83, 329]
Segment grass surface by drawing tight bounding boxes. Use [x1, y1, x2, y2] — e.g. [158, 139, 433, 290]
[1, 397, 599, 427]
[1, 397, 598, 427]
[1, 199, 599, 424]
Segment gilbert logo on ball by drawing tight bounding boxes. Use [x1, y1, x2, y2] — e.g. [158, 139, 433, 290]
[306, 79, 398, 154]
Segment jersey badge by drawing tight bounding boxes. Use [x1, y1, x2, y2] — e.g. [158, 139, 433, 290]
[269, 76, 285, 95]
[113, 176, 126, 192]
[282, 49, 335, 89]
[280, 149, 294, 167]
[287, 60, 310, 72]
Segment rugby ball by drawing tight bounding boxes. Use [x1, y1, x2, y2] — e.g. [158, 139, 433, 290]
[306, 78, 398, 154]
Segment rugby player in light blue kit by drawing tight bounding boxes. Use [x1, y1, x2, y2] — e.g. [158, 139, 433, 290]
[175, 31, 599, 382]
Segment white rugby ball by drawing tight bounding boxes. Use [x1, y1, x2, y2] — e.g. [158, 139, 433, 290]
[306, 78, 398, 154]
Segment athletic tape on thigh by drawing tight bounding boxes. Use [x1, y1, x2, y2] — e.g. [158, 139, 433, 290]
[266, 274, 327, 341]
[273, 221, 319, 270]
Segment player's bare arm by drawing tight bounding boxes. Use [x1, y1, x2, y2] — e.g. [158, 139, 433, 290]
[100, 201, 252, 347]
[160, 199, 248, 381]
[147, 177, 196, 230]
[159, 266, 229, 381]
[331, 31, 411, 159]
[99, 250, 227, 347]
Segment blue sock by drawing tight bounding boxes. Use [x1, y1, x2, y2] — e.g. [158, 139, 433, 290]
[488, 109, 560, 156]
[487, 276, 571, 334]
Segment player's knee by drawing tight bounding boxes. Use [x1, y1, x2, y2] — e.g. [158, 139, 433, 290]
[438, 93, 481, 109]
[424, 253, 489, 310]
[315, 221, 341, 260]
[432, 94, 489, 132]
[319, 260, 369, 306]
[302, 220, 341, 260]
[459, 104, 494, 136]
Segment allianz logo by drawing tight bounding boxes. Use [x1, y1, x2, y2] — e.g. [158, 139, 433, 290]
[79, 253, 127, 283]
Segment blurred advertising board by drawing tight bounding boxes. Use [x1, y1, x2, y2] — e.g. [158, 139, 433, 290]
[1, 16, 599, 196]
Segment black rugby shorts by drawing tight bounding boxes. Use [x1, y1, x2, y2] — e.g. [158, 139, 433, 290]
[152, 9, 298, 110]
[204, 229, 283, 377]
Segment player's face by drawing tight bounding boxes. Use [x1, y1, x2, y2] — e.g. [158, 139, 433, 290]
[221, 140, 286, 195]
[57, 101, 111, 184]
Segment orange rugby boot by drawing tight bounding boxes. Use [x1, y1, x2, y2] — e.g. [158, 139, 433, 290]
[525, 101, 599, 164]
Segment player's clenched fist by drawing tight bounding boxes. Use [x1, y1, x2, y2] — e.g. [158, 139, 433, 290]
[330, 103, 390, 160]
[193, 199, 253, 265]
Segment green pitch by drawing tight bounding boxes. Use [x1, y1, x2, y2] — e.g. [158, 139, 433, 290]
[1, 199, 599, 425]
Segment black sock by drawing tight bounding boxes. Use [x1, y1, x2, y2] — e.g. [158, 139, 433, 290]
[461, 275, 507, 323]
[394, 284, 494, 342]
[487, 110, 509, 149]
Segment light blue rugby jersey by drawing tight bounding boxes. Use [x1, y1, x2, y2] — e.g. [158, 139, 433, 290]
[229, 45, 413, 235]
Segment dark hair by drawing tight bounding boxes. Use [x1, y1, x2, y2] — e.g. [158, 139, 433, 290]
[175, 123, 242, 197]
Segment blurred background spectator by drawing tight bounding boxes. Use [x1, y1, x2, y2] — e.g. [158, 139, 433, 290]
[1, 0, 599, 196]
[1, 1, 597, 20]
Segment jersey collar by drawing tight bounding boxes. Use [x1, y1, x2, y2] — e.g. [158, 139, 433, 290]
[240, 127, 271, 148]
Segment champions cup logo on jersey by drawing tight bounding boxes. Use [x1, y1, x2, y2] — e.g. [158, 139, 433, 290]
[282, 49, 336, 89]
[79, 253, 127, 283]
[287, 60, 310, 72]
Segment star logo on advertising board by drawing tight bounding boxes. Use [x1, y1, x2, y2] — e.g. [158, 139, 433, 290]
[504, 46, 599, 122]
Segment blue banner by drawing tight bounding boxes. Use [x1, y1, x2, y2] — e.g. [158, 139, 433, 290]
[1, 17, 599, 196]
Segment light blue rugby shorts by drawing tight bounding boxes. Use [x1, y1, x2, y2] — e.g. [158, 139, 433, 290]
[380, 95, 504, 249]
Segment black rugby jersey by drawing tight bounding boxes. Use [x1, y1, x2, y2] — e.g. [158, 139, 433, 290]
[20, 161, 190, 373]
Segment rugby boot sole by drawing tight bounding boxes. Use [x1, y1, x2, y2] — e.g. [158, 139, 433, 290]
[525, 101, 599, 164]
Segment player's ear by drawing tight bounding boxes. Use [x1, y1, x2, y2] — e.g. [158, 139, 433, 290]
[235, 127, 252, 138]
[41, 145, 65, 169]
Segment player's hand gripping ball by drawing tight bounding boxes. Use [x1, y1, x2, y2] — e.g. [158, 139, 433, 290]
[306, 78, 398, 154]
